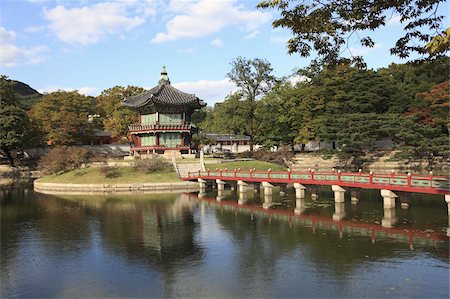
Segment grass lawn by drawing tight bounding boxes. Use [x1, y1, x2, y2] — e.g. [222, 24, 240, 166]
[210, 160, 286, 172]
[38, 166, 180, 184]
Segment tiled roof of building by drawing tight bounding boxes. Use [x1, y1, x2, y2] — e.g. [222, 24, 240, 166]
[123, 66, 206, 109]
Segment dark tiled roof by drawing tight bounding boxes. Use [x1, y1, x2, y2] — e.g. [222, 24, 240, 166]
[123, 82, 206, 108]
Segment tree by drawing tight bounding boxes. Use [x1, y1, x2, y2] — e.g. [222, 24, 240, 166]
[0, 105, 34, 166]
[258, 0, 448, 64]
[227, 57, 277, 152]
[200, 93, 251, 136]
[255, 82, 309, 149]
[29, 91, 94, 145]
[96, 86, 143, 138]
[0, 76, 37, 166]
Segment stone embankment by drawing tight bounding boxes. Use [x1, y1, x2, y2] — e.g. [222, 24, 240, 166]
[0, 165, 41, 186]
[34, 181, 199, 195]
[289, 151, 449, 172]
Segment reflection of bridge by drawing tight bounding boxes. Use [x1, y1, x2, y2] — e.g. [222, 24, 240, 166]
[183, 170, 450, 236]
[185, 193, 448, 247]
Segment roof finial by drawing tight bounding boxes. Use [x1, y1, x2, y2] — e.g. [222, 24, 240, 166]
[159, 65, 170, 85]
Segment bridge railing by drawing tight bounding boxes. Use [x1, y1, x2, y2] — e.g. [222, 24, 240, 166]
[186, 170, 450, 192]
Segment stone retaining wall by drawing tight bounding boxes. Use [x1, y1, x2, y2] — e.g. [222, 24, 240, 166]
[34, 181, 199, 195]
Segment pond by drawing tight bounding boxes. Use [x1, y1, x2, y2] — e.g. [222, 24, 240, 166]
[1, 187, 448, 298]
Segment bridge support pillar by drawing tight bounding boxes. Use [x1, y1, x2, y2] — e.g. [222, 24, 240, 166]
[332, 185, 346, 203]
[332, 202, 346, 221]
[198, 178, 207, 195]
[293, 183, 306, 199]
[237, 180, 248, 194]
[445, 195, 450, 236]
[238, 192, 248, 205]
[381, 189, 397, 208]
[263, 194, 273, 209]
[216, 192, 225, 202]
[262, 181, 273, 196]
[216, 179, 225, 191]
[382, 207, 398, 228]
[294, 197, 306, 215]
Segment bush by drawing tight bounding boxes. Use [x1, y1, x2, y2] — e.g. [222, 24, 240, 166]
[100, 165, 121, 178]
[38, 146, 92, 175]
[133, 156, 171, 173]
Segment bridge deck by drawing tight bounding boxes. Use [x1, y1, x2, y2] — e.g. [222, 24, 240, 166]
[183, 170, 450, 195]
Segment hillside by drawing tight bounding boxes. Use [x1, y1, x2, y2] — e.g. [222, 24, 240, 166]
[10, 80, 42, 110]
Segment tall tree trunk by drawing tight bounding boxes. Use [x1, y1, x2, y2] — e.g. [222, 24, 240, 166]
[249, 99, 254, 154]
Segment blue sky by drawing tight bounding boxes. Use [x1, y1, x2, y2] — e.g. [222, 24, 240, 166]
[1, 0, 448, 105]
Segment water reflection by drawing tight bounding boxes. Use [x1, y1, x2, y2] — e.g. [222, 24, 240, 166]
[1, 187, 449, 298]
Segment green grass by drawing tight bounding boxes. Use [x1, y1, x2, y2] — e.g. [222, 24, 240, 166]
[38, 166, 180, 184]
[209, 160, 286, 172]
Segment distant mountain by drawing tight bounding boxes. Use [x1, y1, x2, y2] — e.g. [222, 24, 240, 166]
[12, 80, 41, 97]
[9, 80, 42, 110]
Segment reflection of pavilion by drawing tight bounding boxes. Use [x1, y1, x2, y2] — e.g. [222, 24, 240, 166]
[186, 193, 447, 247]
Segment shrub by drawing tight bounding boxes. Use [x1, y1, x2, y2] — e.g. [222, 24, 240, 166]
[134, 156, 171, 173]
[38, 146, 92, 175]
[100, 165, 121, 178]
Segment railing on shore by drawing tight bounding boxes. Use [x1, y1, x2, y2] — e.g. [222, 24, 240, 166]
[184, 169, 450, 195]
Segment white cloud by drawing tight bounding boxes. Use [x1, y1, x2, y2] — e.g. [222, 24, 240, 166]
[37, 86, 99, 96]
[151, 0, 271, 43]
[0, 27, 49, 67]
[244, 30, 259, 39]
[0, 27, 16, 43]
[210, 38, 224, 47]
[387, 15, 402, 26]
[178, 47, 196, 54]
[43, 2, 145, 45]
[269, 35, 290, 44]
[288, 74, 311, 85]
[348, 43, 383, 56]
[173, 79, 238, 105]
[25, 25, 46, 33]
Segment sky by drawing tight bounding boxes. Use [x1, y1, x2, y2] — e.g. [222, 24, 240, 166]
[1, 0, 449, 105]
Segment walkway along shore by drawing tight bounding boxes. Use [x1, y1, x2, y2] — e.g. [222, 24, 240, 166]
[33, 180, 199, 195]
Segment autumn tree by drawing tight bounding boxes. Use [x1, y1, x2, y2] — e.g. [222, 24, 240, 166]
[29, 91, 94, 145]
[258, 0, 448, 65]
[96, 86, 143, 138]
[227, 57, 277, 152]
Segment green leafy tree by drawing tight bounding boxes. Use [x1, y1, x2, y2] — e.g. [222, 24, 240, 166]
[96, 86, 143, 138]
[0, 76, 37, 166]
[200, 93, 250, 136]
[258, 0, 448, 64]
[255, 82, 308, 149]
[227, 57, 277, 152]
[29, 91, 94, 145]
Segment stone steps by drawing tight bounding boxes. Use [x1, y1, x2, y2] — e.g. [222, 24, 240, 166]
[175, 163, 204, 178]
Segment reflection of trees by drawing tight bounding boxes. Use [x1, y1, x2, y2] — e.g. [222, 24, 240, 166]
[82, 194, 203, 298]
[1, 189, 92, 296]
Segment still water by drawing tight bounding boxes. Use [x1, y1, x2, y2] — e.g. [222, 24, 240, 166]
[1, 187, 449, 298]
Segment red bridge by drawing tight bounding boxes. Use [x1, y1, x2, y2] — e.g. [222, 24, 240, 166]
[184, 169, 450, 195]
